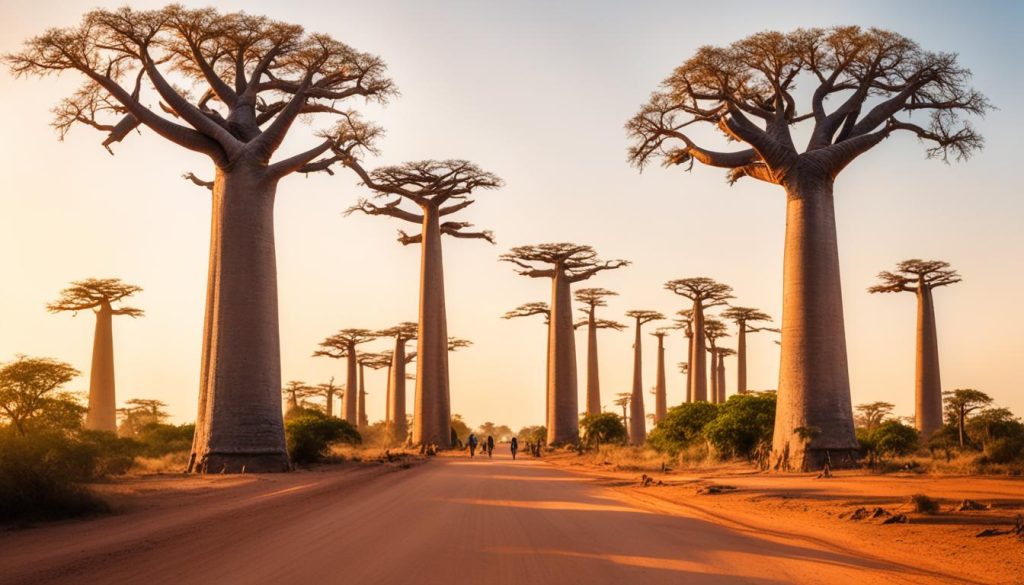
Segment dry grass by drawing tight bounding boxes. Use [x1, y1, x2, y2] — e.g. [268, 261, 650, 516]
[130, 451, 191, 475]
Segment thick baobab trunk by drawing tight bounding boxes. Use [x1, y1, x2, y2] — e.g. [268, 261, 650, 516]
[413, 205, 452, 447]
[189, 164, 289, 473]
[915, 286, 943, 436]
[85, 303, 117, 432]
[547, 270, 579, 445]
[357, 363, 367, 429]
[389, 338, 408, 443]
[708, 347, 719, 404]
[629, 320, 646, 445]
[771, 177, 858, 471]
[737, 324, 748, 394]
[689, 300, 707, 402]
[585, 305, 601, 416]
[717, 356, 726, 403]
[344, 345, 358, 425]
[655, 335, 667, 423]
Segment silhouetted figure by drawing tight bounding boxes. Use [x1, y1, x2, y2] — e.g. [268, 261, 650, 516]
[467, 433, 478, 458]
[486, 435, 495, 458]
[510, 437, 519, 460]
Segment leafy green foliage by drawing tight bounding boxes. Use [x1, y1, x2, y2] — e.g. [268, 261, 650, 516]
[517, 425, 546, 445]
[858, 420, 919, 465]
[702, 394, 777, 460]
[285, 410, 361, 464]
[648, 402, 718, 455]
[580, 412, 627, 448]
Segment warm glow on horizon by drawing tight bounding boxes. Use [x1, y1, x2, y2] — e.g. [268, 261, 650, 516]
[1, 0, 1021, 434]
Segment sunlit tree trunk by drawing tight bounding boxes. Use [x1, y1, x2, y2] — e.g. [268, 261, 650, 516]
[717, 356, 726, 403]
[85, 302, 117, 432]
[190, 164, 289, 473]
[344, 344, 358, 425]
[708, 347, 719, 404]
[390, 338, 408, 443]
[357, 362, 367, 429]
[629, 321, 646, 444]
[655, 335, 667, 423]
[916, 286, 943, 436]
[689, 300, 707, 402]
[737, 324, 748, 394]
[772, 177, 858, 471]
[684, 326, 692, 401]
[413, 204, 452, 447]
[326, 389, 334, 418]
[547, 269, 579, 445]
[585, 305, 601, 416]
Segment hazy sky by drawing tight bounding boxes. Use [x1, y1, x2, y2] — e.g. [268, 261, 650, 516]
[1, 0, 1021, 431]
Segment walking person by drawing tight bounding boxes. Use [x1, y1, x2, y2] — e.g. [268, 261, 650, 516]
[486, 435, 495, 459]
[510, 436, 519, 460]
[467, 433, 478, 458]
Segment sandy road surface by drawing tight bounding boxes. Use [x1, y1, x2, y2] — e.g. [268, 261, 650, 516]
[0, 446, 973, 585]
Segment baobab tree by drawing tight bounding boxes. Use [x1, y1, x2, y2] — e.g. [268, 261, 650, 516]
[377, 322, 417, 443]
[282, 381, 317, 413]
[345, 160, 502, 448]
[672, 311, 694, 396]
[628, 27, 988, 469]
[665, 278, 732, 403]
[574, 288, 624, 416]
[703, 317, 730, 404]
[313, 329, 378, 425]
[625, 310, 664, 444]
[356, 352, 392, 429]
[651, 328, 671, 423]
[8, 6, 396, 472]
[613, 392, 632, 433]
[713, 348, 736, 403]
[869, 259, 962, 436]
[501, 243, 628, 444]
[315, 378, 339, 418]
[47, 278, 143, 432]
[721, 307, 776, 394]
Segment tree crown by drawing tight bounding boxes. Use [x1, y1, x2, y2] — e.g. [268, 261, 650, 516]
[447, 337, 473, 352]
[665, 277, 733, 303]
[625, 310, 665, 326]
[574, 287, 618, 308]
[501, 243, 629, 283]
[313, 328, 378, 358]
[47, 277, 143, 316]
[376, 321, 418, 341]
[869, 259, 961, 293]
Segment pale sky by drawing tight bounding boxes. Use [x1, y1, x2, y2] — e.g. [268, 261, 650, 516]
[1, 0, 1021, 431]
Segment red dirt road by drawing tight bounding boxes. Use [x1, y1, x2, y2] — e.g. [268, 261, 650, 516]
[0, 446, 976, 584]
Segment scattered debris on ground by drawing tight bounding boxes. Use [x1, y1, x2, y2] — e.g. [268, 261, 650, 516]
[639, 474, 665, 487]
[696, 484, 737, 495]
[909, 494, 941, 514]
[881, 513, 909, 524]
[955, 499, 989, 511]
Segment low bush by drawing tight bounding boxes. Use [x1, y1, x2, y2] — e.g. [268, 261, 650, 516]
[648, 402, 718, 456]
[580, 412, 627, 448]
[286, 411, 361, 464]
[703, 394, 776, 460]
[910, 493, 940, 514]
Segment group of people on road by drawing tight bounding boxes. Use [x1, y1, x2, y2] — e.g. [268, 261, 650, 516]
[466, 434, 520, 460]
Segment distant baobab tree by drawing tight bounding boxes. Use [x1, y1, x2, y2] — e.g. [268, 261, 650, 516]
[282, 381, 316, 413]
[314, 329, 378, 425]
[713, 348, 736, 403]
[345, 160, 502, 448]
[502, 243, 628, 444]
[315, 378, 339, 417]
[613, 392, 632, 433]
[47, 278, 143, 432]
[574, 288, 624, 416]
[629, 27, 988, 469]
[703, 317, 730, 404]
[625, 310, 664, 444]
[870, 259, 962, 435]
[447, 337, 473, 352]
[8, 5, 396, 472]
[357, 352, 392, 430]
[721, 307, 776, 394]
[651, 328, 671, 423]
[665, 278, 733, 403]
[671, 311, 693, 395]
[377, 322, 418, 443]
[504, 302, 552, 428]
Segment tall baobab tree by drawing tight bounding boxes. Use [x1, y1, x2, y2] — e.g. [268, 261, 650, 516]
[613, 392, 632, 434]
[651, 328, 671, 423]
[47, 278, 143, 432]
[501, 243, 628, 445]
[377, 322, 418, 442]
[703, 317, 730, 404]
[315, 378, 338, 418]
[313, 329, 377, 425]
[345, 161, 502, 448]
[629, 27, 989, 470]
[665, 278, 733, 403]
[869, 259, 962, 435]
[8, 6, 396, 472]
[356, 352, 391, 430]
[625, 310, 664, 444]
[574, 288, 624, 416]
[282, 381, 316, 412]
[713, 348, 736, 403]
[671, 310, 694, 397]
[721, 307, 776, 395]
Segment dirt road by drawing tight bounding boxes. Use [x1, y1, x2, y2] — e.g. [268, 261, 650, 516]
[0, 446, 976, 584]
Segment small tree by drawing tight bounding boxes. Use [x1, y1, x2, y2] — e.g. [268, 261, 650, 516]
[575, 288, 623, 416]
[704, 394, 777, 460]
[648, 402, 719, 456]
[625, 310, 664, 444]
[854, 401, 895, 433]
[0, 356, 82, 436]
[580, 412, 628, 448]
[47, 278, 143, 432]
[313, 378, 339, 418]
[664, 278, 733, 402]
[613, 392, 632, 434]
[281, 381, 316, 413]
[870, 260, 962, 436]
[313, 329, 377, 424]
[501, 243, 628, 444]
[943, 388, 993, 448]
[117, 398, 170, 437]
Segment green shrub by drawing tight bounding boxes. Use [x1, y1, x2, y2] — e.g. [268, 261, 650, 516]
[134, 423, 195, 457]
[285, 411, 361, 464]
[874, 421, 919, 457]
[981, 436, 1024, 464]
[648, 402, 718, 455]
[702, 394, 776, 460]
[580, 412, 627, 447]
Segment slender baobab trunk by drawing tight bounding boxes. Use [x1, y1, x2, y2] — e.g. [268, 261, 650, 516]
[737, 324, 748, 394]
[357, 362, 367, 429]
[585, 305, 601, 416]
[413, 204, 452, 447]
[547, 270, 579, 445]
[344, 344, 358, 425]
[684, 326, 692, 401]
[771, 177, 858, 471]
[629, 320, 646, 444]
[85, 302, 117, 432]
[717, 356, 726, 403]
[708, 347, 719, 404]
[916, 286, 943, 436]
[189, 164, 289, 473]
[655, 335, 666, 423]
[389, 337, 408, 443]
[689, 300, 707, 402]
[326, 389, 334, 418]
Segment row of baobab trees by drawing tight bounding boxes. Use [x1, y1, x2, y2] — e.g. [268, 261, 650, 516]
[10, 6, 987, 471]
